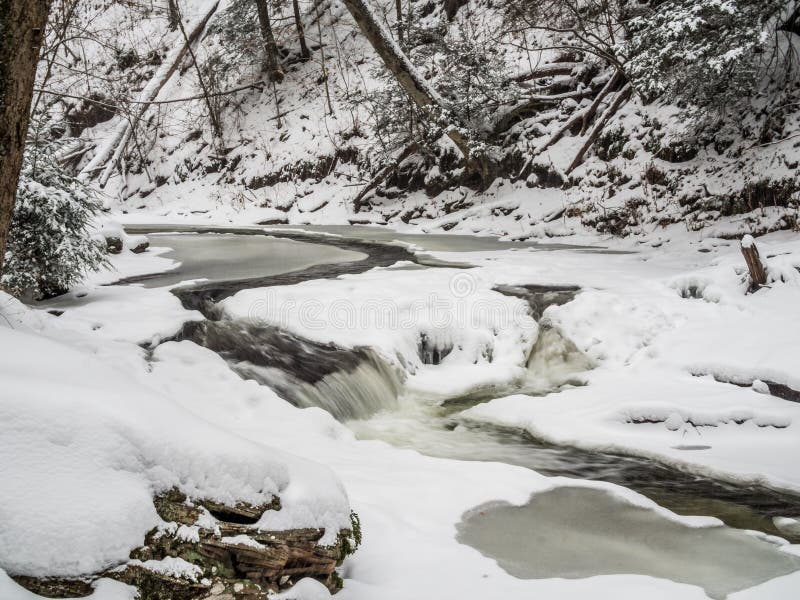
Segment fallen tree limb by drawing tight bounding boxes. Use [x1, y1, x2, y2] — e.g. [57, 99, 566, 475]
[352, 142, 419, 211]
[508, 61, 581, 83]
[492, 89, 594, 135]
[78, 1, 220, 184]
[580, 71, 623, 134]
[35, 79, 267, 108]
[566, 82, 632, 174]
[536, 71, 622, 154]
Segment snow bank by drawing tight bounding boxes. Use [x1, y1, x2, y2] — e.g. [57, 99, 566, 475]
[460, 232, 800, 491]
[220, 266, 538, 398]
[0, 569, 136, 600]
[0, 294, 351, 578]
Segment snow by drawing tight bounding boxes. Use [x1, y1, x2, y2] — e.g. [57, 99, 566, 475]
[456, 231, 800, 492]
[11, 0, 800, 595]
[39, 283, 202, 345]
[125, 557, 203, 582]
[221, 535, 265, 549]
[271, 577, 333, 600]
[0, 291, 351, 579]
[4, 222, 800, 600]
[0, 570, 136, 600]
[220, 265, 538, 398]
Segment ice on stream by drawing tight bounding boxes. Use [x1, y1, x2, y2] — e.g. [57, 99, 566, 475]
[457, 487, 800, 599]
[140, 232, 365, 288]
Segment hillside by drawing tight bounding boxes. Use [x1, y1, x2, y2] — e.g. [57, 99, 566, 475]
[34, 0, 800, 239]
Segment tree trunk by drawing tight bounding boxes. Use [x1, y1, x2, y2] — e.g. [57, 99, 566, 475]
[444, 0, 468, 21]
[0, 0, 52, 275]
[339, 0, 476, 162]
[292, 0, 310, 60]
[254, 0, 284, 82]
[566, 82, 631, 173]
[395, 0, 403, 46]
[167, 0, 179, 30]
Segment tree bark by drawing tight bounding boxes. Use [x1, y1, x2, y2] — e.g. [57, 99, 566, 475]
[566, 82, 631, 173]
[395, 0, 403, 46]
[444, 0, 468, 21]
[0, 0, 52, 275]
[254, 0, 284, 82]
[167, 0, 180, 30]
[292, 0, 311, 60]
[740, 235, 768, 290]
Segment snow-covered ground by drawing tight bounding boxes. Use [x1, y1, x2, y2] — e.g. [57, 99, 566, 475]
[3, 221, 800, 599]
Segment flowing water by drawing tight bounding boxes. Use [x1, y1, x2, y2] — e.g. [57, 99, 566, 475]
[134, 225, 800, 597]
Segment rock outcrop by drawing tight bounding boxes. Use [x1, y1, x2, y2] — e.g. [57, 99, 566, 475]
[13, 489, 359, 599]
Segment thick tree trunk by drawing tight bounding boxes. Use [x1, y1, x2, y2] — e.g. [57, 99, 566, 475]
[395, 0, 403, 45]
[0, 0, 51, 275]
[292, 0, 310, 60]
[254, 0, 284, 82]
[167, 0, 179, 30]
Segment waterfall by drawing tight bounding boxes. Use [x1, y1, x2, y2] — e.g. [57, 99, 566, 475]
[180, 319, 404, 421]
[235, 351, 403, 421]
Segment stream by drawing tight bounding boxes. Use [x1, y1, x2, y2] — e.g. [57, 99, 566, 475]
[127, 224, 800, 597]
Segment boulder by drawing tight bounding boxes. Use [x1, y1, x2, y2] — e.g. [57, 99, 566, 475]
[105, 236, 123, 254]
[13, 489, 359, 600]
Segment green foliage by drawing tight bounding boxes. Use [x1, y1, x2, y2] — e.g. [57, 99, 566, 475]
[415, 18, 519, 130]
[2, 135, 106, 300]
[622, 0, 787, 110]
[343, 510, 362, 557]
[357, 12, 520, 162]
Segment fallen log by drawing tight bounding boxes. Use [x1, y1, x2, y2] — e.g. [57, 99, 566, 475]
[78, 1, 220, 185]
[508, 62, 582, 83]
[566, 82, 632, 173]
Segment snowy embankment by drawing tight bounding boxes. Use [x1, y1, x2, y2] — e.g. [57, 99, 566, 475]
[4, 226, 800, 600]
[0, 245, 352, 598]
[453, 231, 800, 493]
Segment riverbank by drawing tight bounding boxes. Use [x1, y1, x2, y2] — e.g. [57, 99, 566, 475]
[2, 223, 800, 600]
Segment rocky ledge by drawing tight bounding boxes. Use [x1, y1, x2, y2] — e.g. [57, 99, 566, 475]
[14, 489, 360, 599]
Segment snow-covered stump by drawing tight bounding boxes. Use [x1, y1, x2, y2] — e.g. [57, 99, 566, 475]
[741, 234, 768, 291]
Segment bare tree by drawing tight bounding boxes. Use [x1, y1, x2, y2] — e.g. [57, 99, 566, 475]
[0, 0, 52, 274]
[255, 0, 284, 81]
[167, 0, 180, 30]
[292, 0, 310, 60]
[340, 0, 496, 183]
